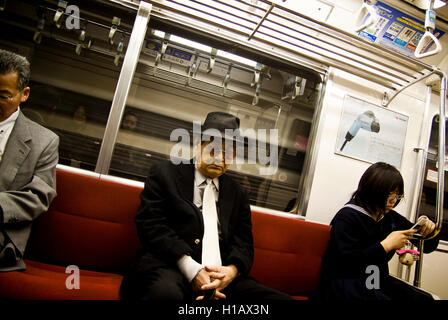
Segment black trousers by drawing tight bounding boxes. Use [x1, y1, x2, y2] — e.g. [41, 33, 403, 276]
[317, 275, 434, 301]
[380, 276, 434, 301]
[120, 265, 293, 301]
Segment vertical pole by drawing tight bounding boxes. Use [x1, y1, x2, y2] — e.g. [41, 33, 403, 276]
[413, 239, 424, 287]
[402, 85, 431, 282]
[410, 85, 432, 222]
[413, 70, 446, 287]
[95, 2, 152, 174]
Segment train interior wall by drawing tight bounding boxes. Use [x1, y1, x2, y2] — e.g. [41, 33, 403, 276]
[272, 0, 448, 300]
[304, 3, 448, 294]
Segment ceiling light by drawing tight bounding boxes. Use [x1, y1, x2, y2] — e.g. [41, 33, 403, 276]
[152, 30, 258, 67]
[403, 0, 446, 10]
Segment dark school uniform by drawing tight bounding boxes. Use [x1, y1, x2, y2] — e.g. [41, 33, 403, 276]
[316, 200, 439, 301]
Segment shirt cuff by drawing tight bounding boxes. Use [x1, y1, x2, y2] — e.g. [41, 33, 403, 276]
[177, 255, 203, 283]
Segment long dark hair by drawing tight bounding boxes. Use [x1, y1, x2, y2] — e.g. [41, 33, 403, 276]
[352, 162, 404, 215]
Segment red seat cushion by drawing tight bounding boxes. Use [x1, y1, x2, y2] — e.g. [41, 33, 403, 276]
[249, 211, 331, 297]
[0, 260, 122, 300]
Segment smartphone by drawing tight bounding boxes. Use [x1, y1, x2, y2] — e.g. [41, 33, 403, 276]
[410, 216, 428, 237]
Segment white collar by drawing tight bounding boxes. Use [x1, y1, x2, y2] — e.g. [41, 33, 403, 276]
[343, 203, 384, 222]
[0, 107, 20, 127]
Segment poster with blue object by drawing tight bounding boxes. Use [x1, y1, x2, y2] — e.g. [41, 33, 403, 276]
[335, 95, 408, 169]
[357, 1, 445, 58]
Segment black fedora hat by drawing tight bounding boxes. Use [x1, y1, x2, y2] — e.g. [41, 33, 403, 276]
[201, 112, 242, 142]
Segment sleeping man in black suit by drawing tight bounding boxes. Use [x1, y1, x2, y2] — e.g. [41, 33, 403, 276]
[120, 112, 292, 301]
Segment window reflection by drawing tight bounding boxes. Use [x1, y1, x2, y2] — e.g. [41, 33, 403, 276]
[22, 82, 107, 171]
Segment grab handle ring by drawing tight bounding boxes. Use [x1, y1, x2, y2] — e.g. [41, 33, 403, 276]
[354, 1, 378, 33]
[415, 31, 442, 58]
[415, 10, 442, 59]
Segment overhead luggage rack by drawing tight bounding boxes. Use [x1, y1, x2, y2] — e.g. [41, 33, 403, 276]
[109, 0, 438, 94]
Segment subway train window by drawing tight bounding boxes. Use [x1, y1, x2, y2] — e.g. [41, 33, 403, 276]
[418, 115, 448, 241]
[0, 0, 135, 170]
[22, 83, 113, 170]
[109, 29, 322, 213]
[0, 0, 323, 213]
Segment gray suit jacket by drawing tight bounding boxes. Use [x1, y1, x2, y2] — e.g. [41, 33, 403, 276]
[0, 112, 59, 271]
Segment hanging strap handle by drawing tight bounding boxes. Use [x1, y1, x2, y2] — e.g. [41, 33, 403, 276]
[354, 1, 378, 33]
[415, 10, 442, 59]
[415, 32, 442, 58]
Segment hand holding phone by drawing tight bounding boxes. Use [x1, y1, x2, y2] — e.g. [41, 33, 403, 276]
[410, 216, 429, 237]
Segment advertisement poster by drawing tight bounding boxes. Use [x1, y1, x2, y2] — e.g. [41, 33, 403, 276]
[357, 1, 445, 57]
[335, 95, 408, 169]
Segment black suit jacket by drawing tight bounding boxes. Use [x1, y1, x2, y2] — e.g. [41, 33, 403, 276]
[135, 160, 254, 276]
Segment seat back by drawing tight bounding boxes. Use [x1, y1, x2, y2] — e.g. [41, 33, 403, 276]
[26, 170, 143, 273]
[249, 211, 331, 296]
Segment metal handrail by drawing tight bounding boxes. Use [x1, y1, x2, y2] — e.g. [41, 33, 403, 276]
[411, 86, 432, 225]
[413, 70, 446, 288]
[95, 1, 152, 174]
[105, 0, 439, 91]
[220, 0, 426, 76]
[382, 68, 437, 107]
[262, 12, 419, 81]
[132, 0, 435, 91]
[254, 0, 432, 71]
[431, 69, 446, 241]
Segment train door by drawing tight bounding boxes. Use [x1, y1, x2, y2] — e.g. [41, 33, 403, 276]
[413, 115, 448, 298]
[419, 115, 448, 241]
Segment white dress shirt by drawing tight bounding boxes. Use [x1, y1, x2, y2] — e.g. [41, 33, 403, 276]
[176, 168, 220, 282]
[0, 107, 19, 163]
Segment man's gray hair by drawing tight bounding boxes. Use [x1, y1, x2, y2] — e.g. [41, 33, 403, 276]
[0, 49, 31, 91]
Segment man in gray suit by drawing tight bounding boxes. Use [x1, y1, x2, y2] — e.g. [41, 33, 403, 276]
[0, 49, 59, 271]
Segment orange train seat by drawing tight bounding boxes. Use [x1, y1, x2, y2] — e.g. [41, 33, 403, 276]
[0, 169, 331, 300]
